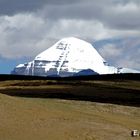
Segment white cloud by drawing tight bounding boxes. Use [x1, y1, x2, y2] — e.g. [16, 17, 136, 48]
[0, 14, 114, 59]
[0, 0, 139, 72]
[46, 19, 110, 40]
[99, 44, 122, 58]
[0, 11, 140, 61]
[0, 13, 48, 59]
[117, 58, 140, 70]
[115, 2, 139, 12]
[97, 38, 140, 70]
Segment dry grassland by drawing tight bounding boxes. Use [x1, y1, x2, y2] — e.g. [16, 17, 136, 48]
[0, 80, 140, 140]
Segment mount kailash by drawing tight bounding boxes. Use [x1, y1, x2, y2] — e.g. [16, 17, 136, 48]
[11, 37, 140, 77]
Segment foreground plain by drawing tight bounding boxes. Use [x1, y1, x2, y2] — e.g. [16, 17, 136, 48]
[0, 78, 140, 140]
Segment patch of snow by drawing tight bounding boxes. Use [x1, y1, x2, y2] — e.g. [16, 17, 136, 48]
[11, 37, 140, 77]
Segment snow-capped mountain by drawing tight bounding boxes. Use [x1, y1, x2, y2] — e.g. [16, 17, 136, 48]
[11, 37, 140, 77]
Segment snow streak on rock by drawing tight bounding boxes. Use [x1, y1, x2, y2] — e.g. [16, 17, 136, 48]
[11, 37, 140, 77]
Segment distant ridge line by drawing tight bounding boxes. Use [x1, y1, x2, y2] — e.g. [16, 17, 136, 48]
[0, 73, 140, 81]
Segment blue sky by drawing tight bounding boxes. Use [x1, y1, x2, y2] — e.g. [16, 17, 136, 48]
[0, 0, 140, 74]
[0, 59, 15, 74]
[0, 57, 31, 74]
[0, 59, 22, 74]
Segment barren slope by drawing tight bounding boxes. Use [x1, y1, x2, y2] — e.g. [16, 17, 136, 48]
[0, 79, 140, 140]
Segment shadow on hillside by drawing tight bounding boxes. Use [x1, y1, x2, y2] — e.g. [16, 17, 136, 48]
[2, 89, 140, 107]
[0, 73, 140, 107]
[0, 73, 140, 81]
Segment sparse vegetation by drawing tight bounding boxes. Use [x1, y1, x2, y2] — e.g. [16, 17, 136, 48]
[0, 79, 140, 106]
[0, 75, 140, 140]
[0, 93, 140, 140]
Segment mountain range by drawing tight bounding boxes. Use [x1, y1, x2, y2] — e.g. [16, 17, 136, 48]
[11, 37, 140, 77]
